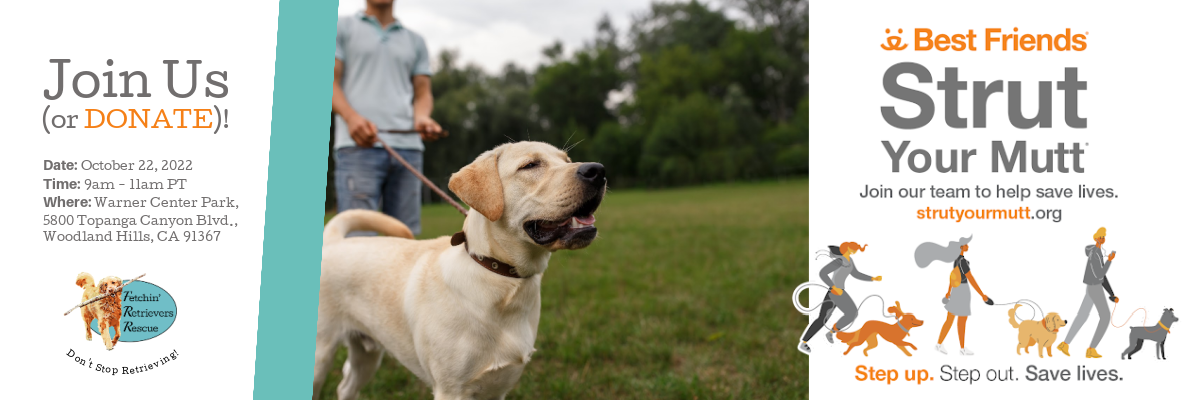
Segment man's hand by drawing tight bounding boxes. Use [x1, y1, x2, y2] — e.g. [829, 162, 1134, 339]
[831, 286, 843, 296]
[414, 115, 446, 141]
[1111, 296, 1119, 303]
[1108, 251, 1116, 262]
[346, 114, 378, 147]
[872, 276, 883, 282]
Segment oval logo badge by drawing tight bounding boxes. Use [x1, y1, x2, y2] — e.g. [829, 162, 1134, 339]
[90, 281, 177, 342]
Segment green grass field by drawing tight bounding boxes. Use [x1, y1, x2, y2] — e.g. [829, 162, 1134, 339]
[318, 179, 810, 399]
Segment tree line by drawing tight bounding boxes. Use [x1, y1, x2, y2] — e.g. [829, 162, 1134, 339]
[327, 0, 808, 208]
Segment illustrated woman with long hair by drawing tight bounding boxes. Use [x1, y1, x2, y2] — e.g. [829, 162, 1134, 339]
[914, 236, 991, 355]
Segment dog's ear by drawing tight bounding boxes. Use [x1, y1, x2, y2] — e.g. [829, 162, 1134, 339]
[449, 149, 505, 222]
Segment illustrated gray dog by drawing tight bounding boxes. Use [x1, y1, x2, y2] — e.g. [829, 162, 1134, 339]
[1121, 308, 1178, 360]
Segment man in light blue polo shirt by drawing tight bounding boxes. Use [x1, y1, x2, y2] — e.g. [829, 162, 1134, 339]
[333, 0, 445, 236]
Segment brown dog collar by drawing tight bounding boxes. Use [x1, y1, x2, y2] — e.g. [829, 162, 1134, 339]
[451, 231, 523, 278]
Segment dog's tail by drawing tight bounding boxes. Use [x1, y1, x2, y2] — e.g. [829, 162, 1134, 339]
[836, 329, 861, 344]
[323, 209, 415, 244]
[1008, 304, 1022, 328]
[76, 272, 94, 288]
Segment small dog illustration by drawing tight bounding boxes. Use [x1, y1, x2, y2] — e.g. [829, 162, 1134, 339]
[1121, 308, 1178, 360]
[96, 276, 124, 350]
[75, 273, 100, 341]
[1008, 304, 1067, 358]
[837, 302, 924, 356]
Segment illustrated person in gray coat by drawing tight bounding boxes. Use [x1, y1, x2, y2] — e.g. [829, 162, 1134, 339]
[1058, 227, 1118, 358]
[798, 242, 882, 355]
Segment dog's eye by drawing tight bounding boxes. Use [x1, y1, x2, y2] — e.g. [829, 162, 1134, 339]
[519, 161, 539, 170]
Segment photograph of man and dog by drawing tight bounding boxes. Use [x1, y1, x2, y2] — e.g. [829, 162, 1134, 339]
[314, 0, 810, 398]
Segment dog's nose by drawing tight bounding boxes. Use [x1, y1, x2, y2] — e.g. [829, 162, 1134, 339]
[576, 163, 606, 186]
[1064, 320, 1068, 324]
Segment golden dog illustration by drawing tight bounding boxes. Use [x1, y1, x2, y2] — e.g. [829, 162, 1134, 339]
[1009, 304, 1067, 357]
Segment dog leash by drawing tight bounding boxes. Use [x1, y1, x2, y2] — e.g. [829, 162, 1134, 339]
[381, 128, 447, 135]
[374, 137, 469, 217]
[792, 282, 897, 332]
[1109, 303, 1167, 334]
[988, 299, 1046, 322]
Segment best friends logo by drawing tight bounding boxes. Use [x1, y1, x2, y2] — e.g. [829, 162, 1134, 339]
[875, 27, 1092, 175]
[880, 28, 1088, 52]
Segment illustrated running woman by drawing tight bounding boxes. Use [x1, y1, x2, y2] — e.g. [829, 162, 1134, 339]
[798, 242, 882, 355]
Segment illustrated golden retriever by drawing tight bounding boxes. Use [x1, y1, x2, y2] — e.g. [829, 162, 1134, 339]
[314, 142, 606, 400]
[1008, 304, 1067, 357]
[96, 276, 124, 350]
[75, 272, 100, 341]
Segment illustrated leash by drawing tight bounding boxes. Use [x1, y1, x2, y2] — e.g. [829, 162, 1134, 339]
[792, 282, 896, 332]
[1110, 303, 1166, 334]
[988, 299, 1046, 322]
[375, 135, 469, 217]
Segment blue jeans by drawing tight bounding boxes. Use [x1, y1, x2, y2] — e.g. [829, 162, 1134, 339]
[334, 147, 423, 236]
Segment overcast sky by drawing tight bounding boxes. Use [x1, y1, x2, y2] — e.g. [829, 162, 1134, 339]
[337, 0, 661, 73]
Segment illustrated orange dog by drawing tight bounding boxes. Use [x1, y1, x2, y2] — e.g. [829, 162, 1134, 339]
[837, 302, 924, 356]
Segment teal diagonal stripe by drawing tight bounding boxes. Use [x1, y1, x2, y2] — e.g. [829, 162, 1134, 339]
[255, 0, 337, 398]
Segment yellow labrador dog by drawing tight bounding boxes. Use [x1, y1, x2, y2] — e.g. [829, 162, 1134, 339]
[313, 142, 605, 400]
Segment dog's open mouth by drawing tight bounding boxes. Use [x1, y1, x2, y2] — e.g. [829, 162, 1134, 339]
[523, 192, 602, 248]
